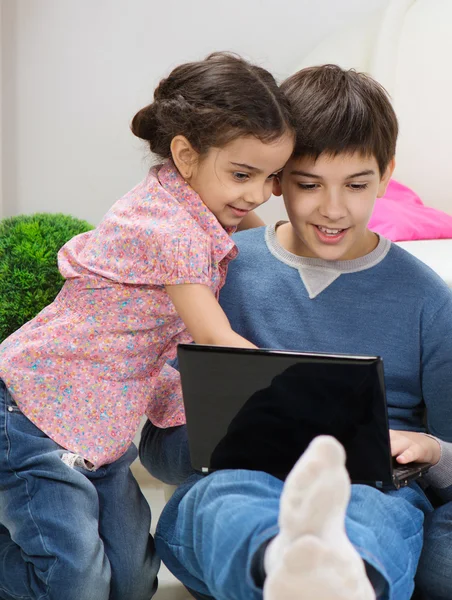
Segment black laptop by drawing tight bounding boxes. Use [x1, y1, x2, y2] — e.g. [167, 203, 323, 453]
[177, 344, 431, 489]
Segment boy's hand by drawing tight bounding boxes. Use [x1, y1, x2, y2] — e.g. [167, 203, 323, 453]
[389, 430, 441, 465]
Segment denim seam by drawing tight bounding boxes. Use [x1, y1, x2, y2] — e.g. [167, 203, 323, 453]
[0, 582, 30, 600]
[246, 524, 279, 592]
[4, 394, 58, 600]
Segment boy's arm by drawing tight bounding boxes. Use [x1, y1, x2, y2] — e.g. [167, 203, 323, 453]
[390, 429, 441, 465]
[390, 430, 452, 501]
[417, 295, 452, 499]
[165, 283, 257, 349]
[422, 437, 452, 501]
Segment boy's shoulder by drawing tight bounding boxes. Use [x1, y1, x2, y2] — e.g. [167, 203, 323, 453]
[384, 242, 452, 302]
[233, 224, 266, 242]
[232, 225, 268, 256]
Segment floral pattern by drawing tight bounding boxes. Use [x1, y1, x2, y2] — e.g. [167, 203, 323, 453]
[0, 161, 237, 466]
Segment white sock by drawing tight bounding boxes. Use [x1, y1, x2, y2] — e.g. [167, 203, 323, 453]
[263, 436, 376, 600]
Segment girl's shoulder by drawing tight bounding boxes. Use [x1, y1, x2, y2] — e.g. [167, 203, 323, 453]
[103, 174, 206, 242]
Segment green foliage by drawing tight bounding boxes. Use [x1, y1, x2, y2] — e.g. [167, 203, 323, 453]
[0, 213, 94, 342]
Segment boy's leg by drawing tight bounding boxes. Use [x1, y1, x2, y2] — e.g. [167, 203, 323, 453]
[345, 482, 432, 600]
[156, 437, 373, 600]
[138, 420, 194, 484]
[156, 469, 278, 600]
[416, 499, 452, 599]
[263, 437, 375, 600]
[94, 443, 160, 600]
[0, 382, 110, 600]
[156, 436, 431, 600]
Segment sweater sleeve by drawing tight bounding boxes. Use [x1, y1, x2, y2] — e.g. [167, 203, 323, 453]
[421, 293, 452, 496]
[422, 295, 452, 442]
[423, 438, 452, 501]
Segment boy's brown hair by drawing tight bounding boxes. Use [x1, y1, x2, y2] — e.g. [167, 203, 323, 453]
[280, 64, 398, 174]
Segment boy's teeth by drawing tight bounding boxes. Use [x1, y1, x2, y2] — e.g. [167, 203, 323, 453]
[318, 226, 343, 234]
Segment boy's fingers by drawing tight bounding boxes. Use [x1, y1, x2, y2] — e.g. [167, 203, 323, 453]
[389, 431, 411, 456]
[389, 431, 421, 463]
[396, 447, 420, 464]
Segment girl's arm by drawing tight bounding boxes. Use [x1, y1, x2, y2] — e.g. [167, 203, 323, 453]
[236, 211, 265, 232]
[165, 283, 256, 349]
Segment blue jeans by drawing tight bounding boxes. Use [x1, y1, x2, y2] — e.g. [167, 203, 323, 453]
[140, 422, 434, 600]
[0, 380, 159, 600]
[416, 499, 452, 599]
[155, 470, 431, 600]
[139, 418, 194, 484]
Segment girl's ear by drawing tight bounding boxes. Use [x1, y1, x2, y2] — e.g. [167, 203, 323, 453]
[377, 157, 396, 198]
[273, 174, 283, 197]
[170, 136, 199, 180]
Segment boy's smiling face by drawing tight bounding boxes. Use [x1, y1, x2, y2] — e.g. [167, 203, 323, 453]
[275, 152, 394, 261]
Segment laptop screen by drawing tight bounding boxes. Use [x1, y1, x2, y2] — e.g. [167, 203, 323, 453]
[178, 345, 392, 485]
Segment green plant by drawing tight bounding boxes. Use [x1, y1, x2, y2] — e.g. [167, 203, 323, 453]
[0, 213, 94, 342]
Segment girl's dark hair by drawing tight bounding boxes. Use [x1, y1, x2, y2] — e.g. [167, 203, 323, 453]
[131, 52, 294, 158]
[280, 64, 398, 174]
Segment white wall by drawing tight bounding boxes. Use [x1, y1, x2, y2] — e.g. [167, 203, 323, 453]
[1, 0, 389, 225]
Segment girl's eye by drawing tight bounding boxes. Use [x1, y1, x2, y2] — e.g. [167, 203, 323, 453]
[267, 171, 282, 181]
[298, 183, 319, 191]
[233, 172, 250, 182]
[348, 183, 369, 191]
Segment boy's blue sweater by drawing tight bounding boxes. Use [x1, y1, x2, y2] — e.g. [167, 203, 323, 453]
[220, 226, 452, 443]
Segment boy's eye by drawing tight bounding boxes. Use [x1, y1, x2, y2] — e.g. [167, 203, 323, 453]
[298, 183, 319, 191]
[348, 183, 369, 191]
[232, 172, 250, 182]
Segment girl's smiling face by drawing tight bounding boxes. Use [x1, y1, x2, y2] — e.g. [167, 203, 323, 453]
[173, 133, 294, 228]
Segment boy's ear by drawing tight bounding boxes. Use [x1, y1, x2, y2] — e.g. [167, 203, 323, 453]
[170, 136, 199, 180]
[377, 157, 396, 198]
[273, 174, 283, 197]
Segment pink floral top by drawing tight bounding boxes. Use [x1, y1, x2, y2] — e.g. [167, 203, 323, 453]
[0, 161, 237, 467]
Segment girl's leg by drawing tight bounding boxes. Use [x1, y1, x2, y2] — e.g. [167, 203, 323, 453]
[138, 420, 194, 484]
[94, 444, 160, 600]
[416, 499, 452, 599]
[0, 382, 110, 600]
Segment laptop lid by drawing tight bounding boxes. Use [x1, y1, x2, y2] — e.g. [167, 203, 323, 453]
[178, 344, 394, 486]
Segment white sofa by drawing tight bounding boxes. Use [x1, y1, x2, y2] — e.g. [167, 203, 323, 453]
[299, 0, 452, 288]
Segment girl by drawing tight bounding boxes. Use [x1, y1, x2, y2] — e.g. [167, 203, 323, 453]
[0, 52, 294, 600]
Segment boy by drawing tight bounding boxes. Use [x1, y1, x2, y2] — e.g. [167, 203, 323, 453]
[142, 65, 452, 599]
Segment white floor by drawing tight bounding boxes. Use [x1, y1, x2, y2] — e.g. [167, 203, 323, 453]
[132, 460, 193, 600]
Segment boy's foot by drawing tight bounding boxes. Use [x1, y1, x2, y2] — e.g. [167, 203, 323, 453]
[264, 436, 375, 600]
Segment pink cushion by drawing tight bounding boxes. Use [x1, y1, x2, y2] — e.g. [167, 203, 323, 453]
[368, 179, 452, 241]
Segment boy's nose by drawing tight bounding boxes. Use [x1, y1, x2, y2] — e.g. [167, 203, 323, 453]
[319, 193, 347, 221]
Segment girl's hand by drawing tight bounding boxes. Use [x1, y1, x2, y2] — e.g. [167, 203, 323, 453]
[389, 429, 441, 465]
